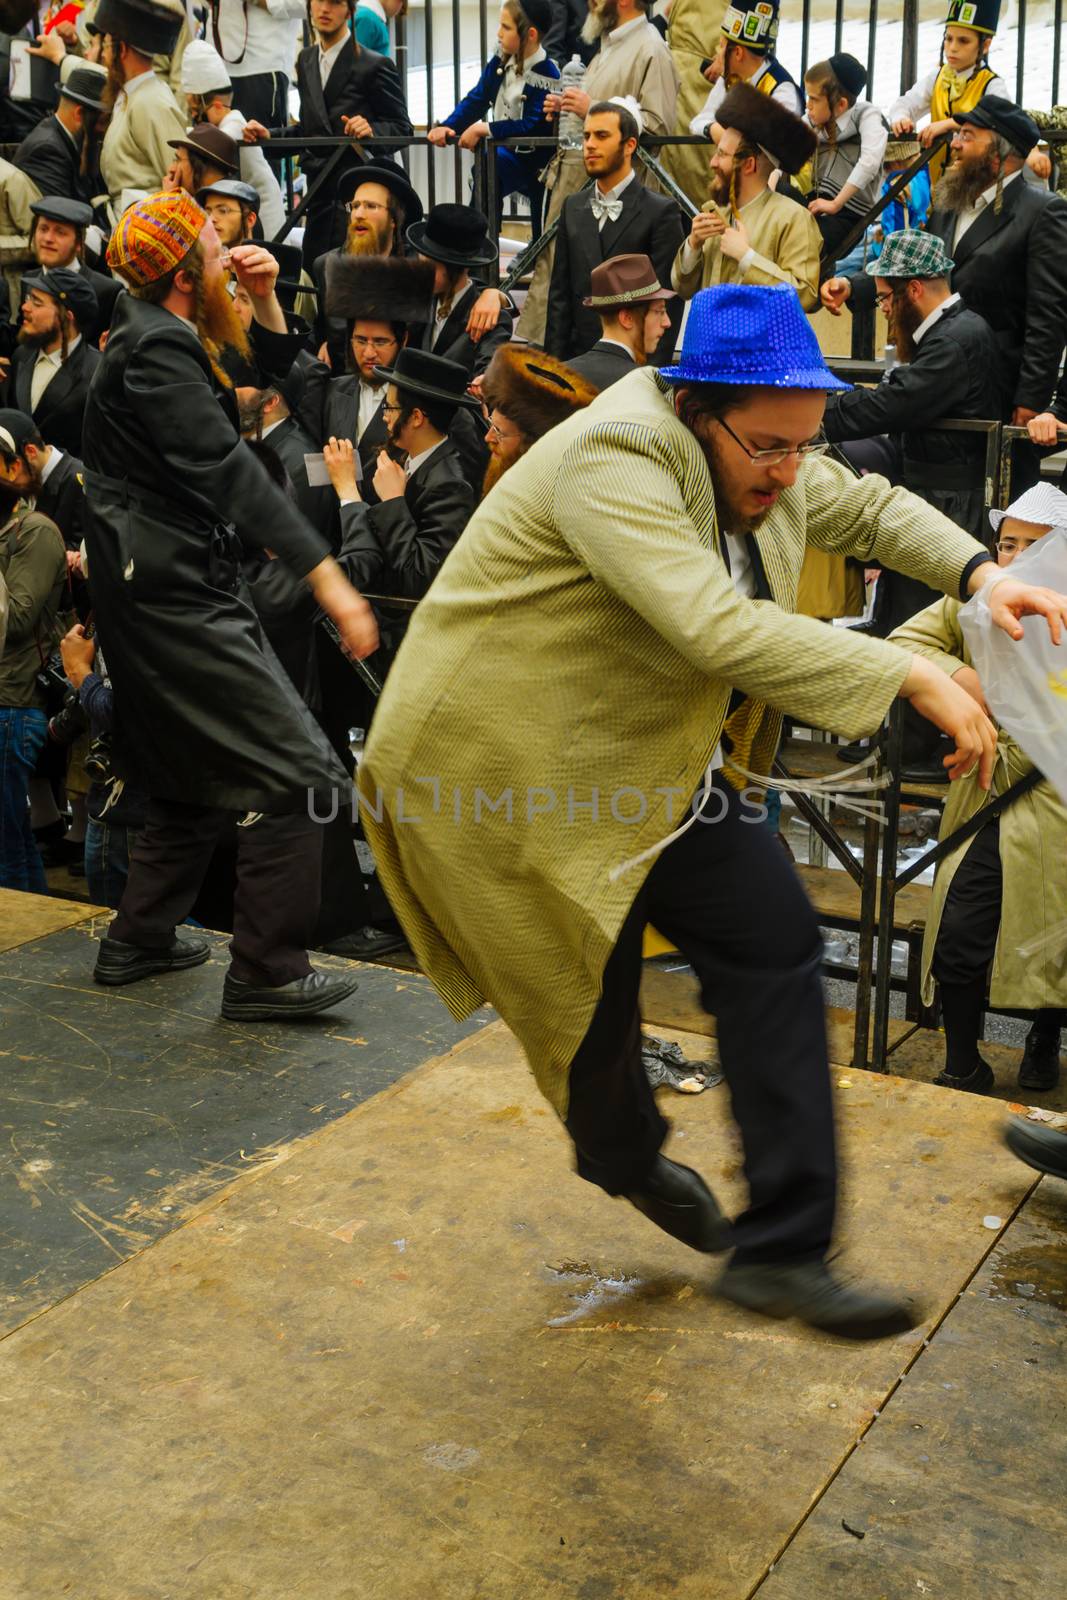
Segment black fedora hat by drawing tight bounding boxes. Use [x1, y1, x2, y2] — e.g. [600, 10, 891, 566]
[337, 162, 424, 224]
[58, 65, 107, 112]
[406, 203, 497, 268]
[90, 0, 184, 56]
[372, 347, 481, 410]
[261, 240, 306, 311]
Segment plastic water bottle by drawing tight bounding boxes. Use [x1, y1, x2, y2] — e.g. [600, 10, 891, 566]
[557, 54, 586, 150]
[883, 342, 898, 371]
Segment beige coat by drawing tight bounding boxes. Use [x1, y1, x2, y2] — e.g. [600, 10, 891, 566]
[516, 18, 681, 343]
[0, 158, 42, 321]
[890, 597, 1067, 1010]
[358, 367, 989, 1113]
[671, 184, 822, 307]
[99, 71, 187, 214]
[661, 0, 727, 207]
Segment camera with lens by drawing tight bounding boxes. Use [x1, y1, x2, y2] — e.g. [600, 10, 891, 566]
[47, 686, 87, 746]
[84, 733, 113, 785]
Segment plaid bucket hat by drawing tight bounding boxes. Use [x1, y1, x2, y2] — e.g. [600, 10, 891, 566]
[866, 228, 955, 279]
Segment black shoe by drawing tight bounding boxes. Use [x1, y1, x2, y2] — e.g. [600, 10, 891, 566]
[933, 1057, 995, 1093]
[715, 1257, 921, 1339]
[835, 740, 875, 765]
[94, 934, 212, 986]
[624, 1155, 729, 1253]
[1017, 1031, 1062, 1093]
[900, 758, 951, 784]
[321, 925, 407, 959]
[1004, 1118, 1067, 1181]
[221, 970, 358, 1022]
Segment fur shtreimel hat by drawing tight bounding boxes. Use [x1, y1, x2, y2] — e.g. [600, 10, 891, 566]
[324, 254, 435, 325]
[481, 345, 597, 443]
[717, 81, 816, 175]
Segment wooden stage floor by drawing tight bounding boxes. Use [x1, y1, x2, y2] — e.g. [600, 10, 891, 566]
[0, 892, 1064, 1599]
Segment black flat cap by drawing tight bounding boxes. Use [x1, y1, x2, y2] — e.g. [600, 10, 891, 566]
[953, 95, 1040, 156]
[22, 267, 99, 330]
[29, 195, 94, 229]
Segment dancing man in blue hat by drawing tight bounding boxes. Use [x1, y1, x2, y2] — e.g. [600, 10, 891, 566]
[356, 284, 1067, 1339]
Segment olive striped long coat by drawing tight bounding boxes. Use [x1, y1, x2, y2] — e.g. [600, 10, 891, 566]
[358, 368, 988, 1112]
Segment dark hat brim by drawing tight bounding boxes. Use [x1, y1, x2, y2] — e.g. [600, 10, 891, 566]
[57, 84, 106, 111]
[337, 163, 424, 223]
[372, 363, 482, 409]
[953, 100, 1039, 155]
[168, 136, 239, 175]
[89, 0, 183, 55]
[404, 217, 498, 267]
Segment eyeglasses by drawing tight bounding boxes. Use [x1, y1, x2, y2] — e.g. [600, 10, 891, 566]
[995, 539, 1034, 554]
[716, 415, 830, 467]
[873, 289, 899, 311]
[206, 203, 243, 218]
[344, 199, 388, 215]
[380, 401, 402, 416]
[485, 419, 521, 442]
[352, 335, 397, 352]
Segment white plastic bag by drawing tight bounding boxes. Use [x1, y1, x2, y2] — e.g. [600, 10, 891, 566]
[959, 527, 1067, 805]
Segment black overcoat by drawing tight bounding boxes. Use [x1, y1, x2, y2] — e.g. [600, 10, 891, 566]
[81, 296, 347, 813]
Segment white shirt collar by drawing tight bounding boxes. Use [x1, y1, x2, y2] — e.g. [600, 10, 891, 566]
[39, 445, 63, 484]
[319, 34, 349, 72]
[597, 166, 636, 200]
[405, 438, 444, 478]
[122, 69, 156, 99]
[912, 291, 961, 346]
[975, 168, 1023, 213]
[260, 416, 287, 441]
[36, 334, 81, 367]
[606, 15, 646, 45]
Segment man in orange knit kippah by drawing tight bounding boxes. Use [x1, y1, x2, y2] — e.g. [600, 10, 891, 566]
[81, 191, 379, 1023]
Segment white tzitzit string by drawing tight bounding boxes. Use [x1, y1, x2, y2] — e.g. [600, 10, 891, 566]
[607, 750, 888, 883]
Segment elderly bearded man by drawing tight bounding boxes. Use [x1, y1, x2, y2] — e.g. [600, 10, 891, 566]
[83, 191, 378, 1021]
[357, 284, 1067, 1338]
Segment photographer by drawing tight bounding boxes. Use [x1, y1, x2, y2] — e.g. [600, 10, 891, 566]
[58, 621, 147, 909]
[0, 421, 66, 891]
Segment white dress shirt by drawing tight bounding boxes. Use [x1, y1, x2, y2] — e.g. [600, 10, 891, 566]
[318, 35, 350, 91]
[358, 380, 385, 440]
[690, 61, 801, 138]
[31, 335, 81, 412]
[912, 290, 962, 346]
[592, 166, 635, 228]
[405, 439, 444, 478]
[213, 0, 307, 82]
[952, 168, 1023, 245]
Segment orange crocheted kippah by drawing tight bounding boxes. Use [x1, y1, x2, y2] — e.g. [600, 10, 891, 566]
[107, 190, 207, 287]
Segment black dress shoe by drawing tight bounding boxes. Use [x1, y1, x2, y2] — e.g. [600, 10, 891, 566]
[624, 1155, 728, 1253]
[221, 970, 358, 1022]
[321, 925, 408, 959]
[900, 758, 951, 784]
[933, 1057, 995, 1093]
[715, 1257, 921, 1339]
[1004, 1118, 1067, 1181]
[1017, 1029, 1062, 1092]
[94, 934, 212, 986]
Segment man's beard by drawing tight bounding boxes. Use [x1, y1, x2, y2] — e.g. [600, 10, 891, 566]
[581, 0, 619, 45]
[481, 447, 521, 498]
[587, 142, 628, 182]
[691, 415, 775, 536]
[934, 149, 1000, 212]
[886, 292, 923, 364]
[237, 394, 270, 437]
[708, 164, 733, 207]
[102, 46, 125, 113]
[18, 321, 60, 351]
[345, 214, 393, 256]
[195, 271, 252, 379]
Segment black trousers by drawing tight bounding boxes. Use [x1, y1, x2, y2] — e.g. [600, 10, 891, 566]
[564, 777, 836, 1265]
[109, 798, 323, 987]
[230, 70, 291, 129]
[933, 816, 1063, 1065]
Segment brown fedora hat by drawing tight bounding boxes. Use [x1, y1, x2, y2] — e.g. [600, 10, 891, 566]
[582, 253, 675, 310]
[167, 123, 240, 177]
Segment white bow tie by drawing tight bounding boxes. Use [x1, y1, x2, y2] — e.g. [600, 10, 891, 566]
[590, 190, 624, 225]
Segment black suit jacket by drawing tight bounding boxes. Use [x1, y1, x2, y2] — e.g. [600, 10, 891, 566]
[35, 447, 86, 550]
[291, 43, 411, 192]
[545, 180, 686, 360]
[82, 266, 123, 336]
[266, 412, 336, 536]
[925, 179, 1067, 415]
[565, 339, 639, 391]
[6, 338, 100, 457]
[13, 114, 86, 202]
[302, 361, 391, 508]
[338, 439, 473, 601]
[412, 281, 514, 379]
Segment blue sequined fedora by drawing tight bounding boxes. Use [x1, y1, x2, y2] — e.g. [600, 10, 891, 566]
[660, 283, 851, 390]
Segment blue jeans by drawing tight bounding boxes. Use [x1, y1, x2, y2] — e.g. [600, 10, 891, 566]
[84, 819, 138, 909]
[0, 706, 48, 891]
